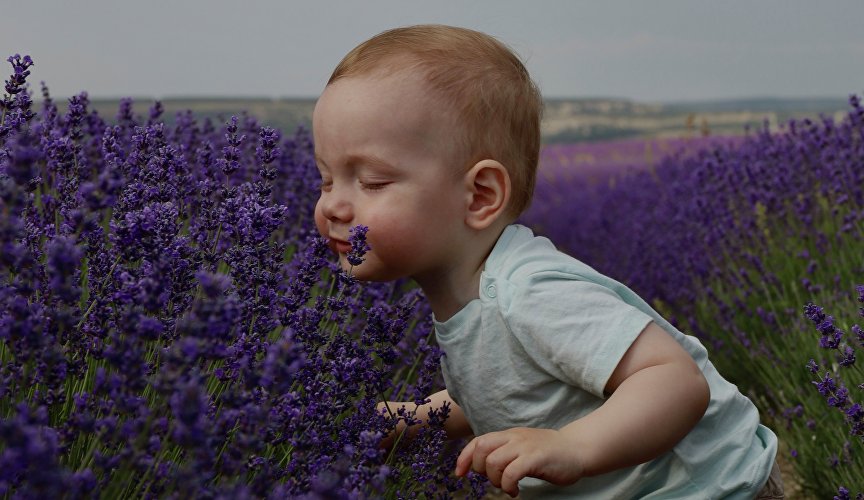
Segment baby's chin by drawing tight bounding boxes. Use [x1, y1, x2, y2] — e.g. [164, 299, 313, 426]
[338, 257, 394, 282]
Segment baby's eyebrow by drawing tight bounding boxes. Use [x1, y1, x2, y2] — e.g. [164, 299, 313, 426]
[315, 153, 399, 173]
[346, 154, 398, 172]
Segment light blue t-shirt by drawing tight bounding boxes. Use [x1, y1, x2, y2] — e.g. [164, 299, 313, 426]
[434, 224, 777, 499]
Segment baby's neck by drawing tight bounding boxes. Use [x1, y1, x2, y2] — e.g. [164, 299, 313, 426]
[419, 266, 484, 322]
[416, 224, 506, 322]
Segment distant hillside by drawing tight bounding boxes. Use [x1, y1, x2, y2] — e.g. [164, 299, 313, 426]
[663, 96, 849, 114]
[60, 97, 316, 137]
[45, 95, 854, 144]
[542, 96, 851, 143]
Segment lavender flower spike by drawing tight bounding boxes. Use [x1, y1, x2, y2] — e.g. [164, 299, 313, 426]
[347, 225, 371, 267]
[857, 284, 864, 317]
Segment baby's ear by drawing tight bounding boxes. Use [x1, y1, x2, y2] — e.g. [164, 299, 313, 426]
[464, 159, 511, 230]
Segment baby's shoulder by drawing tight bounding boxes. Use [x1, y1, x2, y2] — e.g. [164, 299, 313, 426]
[487, 225, 616, 298]
[493, 239, 598, 284]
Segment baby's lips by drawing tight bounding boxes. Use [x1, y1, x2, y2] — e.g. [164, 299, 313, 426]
[330, 238, 351, 254]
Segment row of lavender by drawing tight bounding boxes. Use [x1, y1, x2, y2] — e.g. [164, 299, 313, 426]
[538, 134, 744, 187]
[522, 96, 864, 496]
[0, 55, 484, 498]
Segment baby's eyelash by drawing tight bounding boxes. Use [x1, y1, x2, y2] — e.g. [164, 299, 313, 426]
[360, 181, 389, 191]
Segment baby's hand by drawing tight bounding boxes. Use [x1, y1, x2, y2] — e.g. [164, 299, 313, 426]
[454, 427, 585, 497]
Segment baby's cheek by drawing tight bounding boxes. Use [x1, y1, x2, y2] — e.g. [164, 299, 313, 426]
[366, 224, 415, 265]
[313, 205, 328, 238]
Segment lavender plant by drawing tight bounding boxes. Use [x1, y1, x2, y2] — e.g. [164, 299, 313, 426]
[522, 96, 864, 495]
[0, 55, 483, 498]
[804, 287, 864, 496]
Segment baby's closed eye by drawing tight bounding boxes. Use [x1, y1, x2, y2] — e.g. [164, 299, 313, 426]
[359, 180, 391, 191]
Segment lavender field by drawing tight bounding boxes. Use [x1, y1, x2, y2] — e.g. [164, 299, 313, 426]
[1, 52, 862, 498]
[0, 55, 486, 498]
[537, 134, 745, 188]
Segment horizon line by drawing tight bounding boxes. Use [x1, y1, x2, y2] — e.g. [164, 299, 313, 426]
[33, 93, 855, 106]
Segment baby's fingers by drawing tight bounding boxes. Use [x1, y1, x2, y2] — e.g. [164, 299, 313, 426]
[458, 432, 512, 478]
[500, 455, 532, 498]
[484, 445, 521, 491]
[455, 437, 478, 477]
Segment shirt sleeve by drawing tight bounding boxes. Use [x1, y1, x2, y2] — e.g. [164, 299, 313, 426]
[503, 271, 654, 399]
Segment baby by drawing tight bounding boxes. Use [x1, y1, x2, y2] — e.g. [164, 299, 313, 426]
[313, 24, 782, 499]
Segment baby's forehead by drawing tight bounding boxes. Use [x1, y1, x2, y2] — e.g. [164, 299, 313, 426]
[319, 70, 460, 126]
[314, 70, 468, 166]
[331, 64, 434, 99]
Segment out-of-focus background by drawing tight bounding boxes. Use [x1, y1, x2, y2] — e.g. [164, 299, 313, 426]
[3, 0, 862, 146]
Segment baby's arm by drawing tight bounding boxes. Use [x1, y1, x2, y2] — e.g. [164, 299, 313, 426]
[455, 321, 710, 497]
[379, 389, 473, 448]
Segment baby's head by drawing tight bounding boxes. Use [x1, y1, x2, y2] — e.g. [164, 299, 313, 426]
[326, 24, 542, 217]
[313, 25, 542, 283]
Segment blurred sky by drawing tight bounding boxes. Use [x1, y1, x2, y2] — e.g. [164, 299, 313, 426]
[3, 0, 863, 102]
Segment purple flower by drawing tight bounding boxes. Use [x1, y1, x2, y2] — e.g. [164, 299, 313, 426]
[857, 284, 864, 317]
[837, 345, 855, 367]
[820, 328, 843, 350]
[115, 97, 136, 126]
[813, 372, 837, 397]
[217, 116, 245, 177]
[853, 325, 864, 347]
[846, 403, 863, 424]
[804, 303, 826, 324]
[64, 92, 89, 140]
[259, 330, 305, 394]
[4, 54, 34, 96]
[827, 385, 850, 408]
[347, 224, 371, 267]
[1, 54, 36, 137]
[169, 377, 211, 448]
[836, 487, 852, 500]
[0, 403, 68, 498]
[148, 100, 164, 123]
[808, 310, 845, 350]
[255, 126, 282, 168]
[45, 235, 83, 305]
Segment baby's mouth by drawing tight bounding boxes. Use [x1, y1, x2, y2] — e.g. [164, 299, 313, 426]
[330, 238, 351, 254]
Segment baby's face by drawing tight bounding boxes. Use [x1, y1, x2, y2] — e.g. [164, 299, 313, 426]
[312, 72, 469, 282]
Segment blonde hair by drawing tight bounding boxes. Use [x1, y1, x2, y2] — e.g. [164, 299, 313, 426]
[328, 24, 543, 217]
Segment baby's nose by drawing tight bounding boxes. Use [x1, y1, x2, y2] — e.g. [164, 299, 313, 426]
[320, 190, 353, 222]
